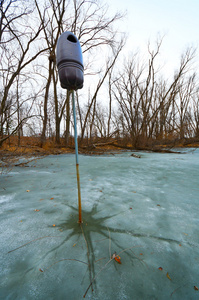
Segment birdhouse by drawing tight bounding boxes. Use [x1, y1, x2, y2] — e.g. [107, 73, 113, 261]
[56, 31, 84, 90]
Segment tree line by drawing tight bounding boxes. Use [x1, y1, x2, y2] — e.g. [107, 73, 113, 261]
[0, 0, 198, 150]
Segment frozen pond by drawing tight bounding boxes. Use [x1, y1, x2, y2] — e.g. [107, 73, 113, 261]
[0, 149, 199, 299]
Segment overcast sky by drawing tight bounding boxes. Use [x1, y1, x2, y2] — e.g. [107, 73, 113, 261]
[106, 0, 199, 77]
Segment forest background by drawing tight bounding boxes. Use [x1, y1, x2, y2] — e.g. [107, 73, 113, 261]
[1, 0, 199, 157]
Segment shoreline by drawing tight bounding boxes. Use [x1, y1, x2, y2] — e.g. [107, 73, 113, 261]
[1, 136, 199, 165]
[1, 142, 198, 158]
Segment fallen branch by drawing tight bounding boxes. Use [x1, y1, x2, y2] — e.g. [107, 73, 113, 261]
[83, 245, 141, 298]
[14, 156, 46, 167]
[131, 153, 141, 158]
[83, 255, 114, 297]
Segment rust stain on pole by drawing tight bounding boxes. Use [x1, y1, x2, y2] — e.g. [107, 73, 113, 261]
[72, 90, 82, 223]
[76, 163, 82, 223]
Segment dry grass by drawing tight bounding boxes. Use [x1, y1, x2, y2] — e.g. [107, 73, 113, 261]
[1, 135, 199, 159]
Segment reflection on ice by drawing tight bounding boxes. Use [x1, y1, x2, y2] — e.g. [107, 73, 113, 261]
[0, 149, 199, 299]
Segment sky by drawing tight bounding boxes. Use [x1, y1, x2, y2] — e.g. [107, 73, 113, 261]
[105, 0, 199, 77]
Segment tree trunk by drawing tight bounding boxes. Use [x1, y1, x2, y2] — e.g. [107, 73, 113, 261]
[40, 59, 53, 147]
[52, 64, 60, 144]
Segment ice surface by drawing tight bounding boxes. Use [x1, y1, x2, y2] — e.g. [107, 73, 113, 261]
[0, 149, 199, 299]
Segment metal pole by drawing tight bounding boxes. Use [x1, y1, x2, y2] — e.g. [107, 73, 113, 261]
[72, 90, 82, 223]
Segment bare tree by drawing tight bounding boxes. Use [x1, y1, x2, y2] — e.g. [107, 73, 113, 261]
[80, 38, 125, 142]
[0, 0, 32, 43]
[112, 40, 197, 148]
[34, 0, 66, 145]
[0, 0, 47, 146]
[34, 0, 124, 146]
[174, 73, 196, 139]
[192, 91, 199, 138]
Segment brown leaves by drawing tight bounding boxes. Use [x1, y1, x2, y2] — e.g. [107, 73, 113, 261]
[111, 253, 121, 264]
[34, 209, 40, 212]
[39, 268, 43, 272]
[194, 286, 198, 291]
[114, 255, 121, 264]
[158, 268, 171, 280]
[166, 272, 172, 280]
